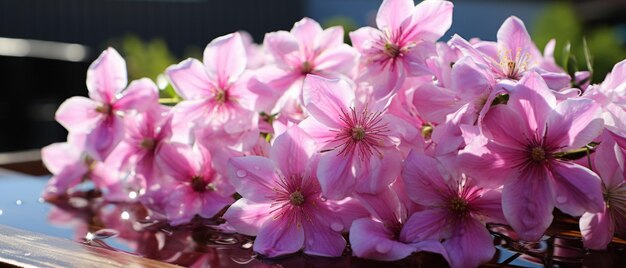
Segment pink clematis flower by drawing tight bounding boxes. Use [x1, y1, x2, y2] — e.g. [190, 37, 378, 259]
[350, 0, 453, 97]
[155, 142, 235, 225]
[224, 125, 367, 257]
[299, 75, 404, 199]
[584, 59, 626, 137]
[55, 48, 158, 160]
[580, 131, 626, 250]
[258, 17, 358, 122]
[166, 32, 269, 149]
[42, 136, 126, 201]
[400, 151, 505, 268]
[458, 72, 605, 241]
[450, 16, 571, 90]
[350, 182, 449, 262]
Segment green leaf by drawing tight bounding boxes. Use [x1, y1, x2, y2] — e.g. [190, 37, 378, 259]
[562, 41, 571, 71]
[582, 37, 594, 75]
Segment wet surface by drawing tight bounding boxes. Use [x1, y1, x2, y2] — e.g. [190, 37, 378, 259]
[0, 173, 625, 267]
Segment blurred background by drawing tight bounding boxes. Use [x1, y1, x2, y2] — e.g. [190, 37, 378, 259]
[0, 0, 625, 152]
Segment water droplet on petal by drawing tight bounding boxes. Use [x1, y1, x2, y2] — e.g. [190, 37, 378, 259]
[121, 211, 130, 220]
[331, 222, 344, 232]
[236, 170, 247, 178]
[240, 240, 253, 249]
[556, 196, 567, 204]
[128, 191, 138, 199]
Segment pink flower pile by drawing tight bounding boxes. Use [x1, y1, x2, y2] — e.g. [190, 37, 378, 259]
[42, 0, 626, 267]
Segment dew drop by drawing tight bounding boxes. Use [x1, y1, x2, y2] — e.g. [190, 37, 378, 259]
[121, 211, 130, 220]
[556, 196, 567, 204]
[0, 210, 3, 216]
[128, 191, 138, 199]
[37, 197, 44, 203]
[330, 222, 344, 232]
[15, 200, 22, 205]
[240, 240, 253, 249]
[23, 252, 31, 256]
[236, 170, 247, 178]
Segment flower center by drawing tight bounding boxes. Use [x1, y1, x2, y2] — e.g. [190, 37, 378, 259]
[530, 147, 546, 162]
[449, 197, 469, 214]
[95, 104, 111, 114]
[301, 61, 314, 74]
[139, 138, 155, 150]
[215, 89, 227, 104]
[383, 43, 401, 58]
[351, 127, 366, 141]
[289, 191, 305, 206]
[191, 176, 211, 193]
[498, 48, 530, 79]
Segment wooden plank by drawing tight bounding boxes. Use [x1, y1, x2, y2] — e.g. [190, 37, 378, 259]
[0, 149, 48, 176]
[0, 224, 180, 268]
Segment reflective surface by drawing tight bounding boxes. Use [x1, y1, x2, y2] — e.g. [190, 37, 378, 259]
[0, 172, 625, 267]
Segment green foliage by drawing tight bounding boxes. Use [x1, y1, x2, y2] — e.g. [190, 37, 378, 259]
[322, 16, 358, 45]
[532, 2, 626, 83]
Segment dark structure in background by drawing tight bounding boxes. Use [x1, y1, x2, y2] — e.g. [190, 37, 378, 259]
[0, 0, 304, 151]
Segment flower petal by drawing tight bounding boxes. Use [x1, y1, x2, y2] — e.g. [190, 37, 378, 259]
[254, 217, 305, 257]
[291, 17, 323, 50]
[270, 125, 316, 178]
[545, 98, 602, 150]
[350, 218, 416, 261]
[227, 156, 278, 203]
[442, 218, 495, 268]
[263, 31, 300, 69]
[502, 166, 554, 241]
[156, 142, 195, 182]
[302, 216, 346, 257]
[302, 75, 355, 129]
[55, 96, 102, 133]
[401, 151, 449, 206]
[222, 199, 274, 236]
[551, 161, 604, 216]
[317, 152, 356, 200]
[166, 58, 214, 100]
[507, 71, 556, 134]
[87, 47, 127, 103]
[114, 78, 158, 112]
[406, 0, 454, 42]
[496, 16, 537, 60]
[400, 209, 450, 243]
[203, 32, 247, 87]
[354, 148, 402, 195]
[376, 0, 414, 31]
[580, 209, 615, 250]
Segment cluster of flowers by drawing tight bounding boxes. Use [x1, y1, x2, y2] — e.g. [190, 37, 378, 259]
[42, 0, 626, 267]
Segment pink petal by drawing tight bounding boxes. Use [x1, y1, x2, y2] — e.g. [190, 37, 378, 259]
[87, 47, 127, 103]
[199, 191, 234, 219]
[400, 209, 449, 243]
[43, 161, 89, 196]
[349, 26, 380, 53]
[354, 148, 402, 195]
[451, 57, 494, 99]
[482, 104, 532, 147]
[302, 216, 346, 257]
[457, 136, 518, 188]
[291, 17, 323, 50]
[227, 156, 278, 203]
[580, 209, 615, 250]
[263, 31, 300, 69]
[469, 188, 507, 224]
[85, 115, 124, 161]
[155, 142, 194, 182]
[442, 218, 495, 268]
[401, 151, 449, 206]
[114, 78, 158, 112]
[315, 26, 344, 53]
[222, 199, 274, 236]
[317, 152, 356, 200]
[376, 0, 414, 31]
[313, 44, 358, 75]
[254, 216, 305, 257]
[412, 83, 459, 124]
[164, 185, 202, 225]
[354, 187, 403, 225]
[350, 218, 416, 261]
[41, 142, 81, 175]
[203, 32, 247, 87]
[502, 166, 555, 241]
[594, 133, 625, 189]
[603, 59, 626, 89]
[297, 117, 337, 149]
[55, 96, 102, 133]
[270, 125, 316, 178]
[401, 41, 437, 77]
[323, 197, 370, 232]
[406, 0, 454, 42]
[551, 161, 604, 216]
[302, 75, 355, 129]
[166, 58, 214, 100]
[545, 98, 602, 150]
[496, 16, 540, 60]
[507, 72, 556, 134]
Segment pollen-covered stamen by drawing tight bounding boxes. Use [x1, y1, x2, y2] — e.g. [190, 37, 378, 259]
[498, 47, 531, 79]
[331, 107, 389, 161]
[140, 138, 155, 150]
[301, 61, 314, 74]
[449, 196, 470, 214]
[95, 104, 111, 114]
[383, 43, 401, 58]
[190, 175, 210, 193]
[214, 89, 228, 104]
[530, 146, 546, 162]
[289, 191, 305, 206]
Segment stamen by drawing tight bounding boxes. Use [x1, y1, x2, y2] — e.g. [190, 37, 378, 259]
[140, 138, 155, 150]
[191, 176, 209, 192]
[289, 191, 305, 206]
[383, 43, 401, 58]
[215, 89, 227, 104]
[331, 108, 389, 161]
[95, 104, 111, 114]
[530, 147, 546, 162]
[301, 61, 314, 74]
